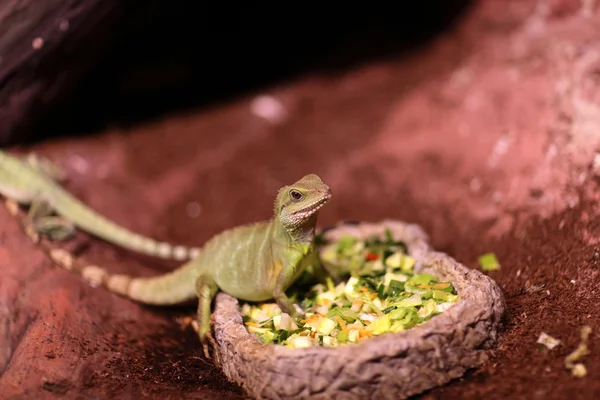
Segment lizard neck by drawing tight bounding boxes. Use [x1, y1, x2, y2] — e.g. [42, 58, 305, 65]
[272, 213, 318, 247]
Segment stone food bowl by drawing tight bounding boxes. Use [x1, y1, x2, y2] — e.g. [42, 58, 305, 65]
[209, 220, 506, 399]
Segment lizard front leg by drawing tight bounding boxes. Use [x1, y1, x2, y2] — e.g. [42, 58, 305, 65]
[273, 252, 306, 317]
[28, 198, 75, 241]
[194, 273, 219, 358]
[2, 195, 72, 243]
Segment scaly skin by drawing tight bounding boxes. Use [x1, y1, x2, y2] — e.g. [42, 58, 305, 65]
[5, 173, 332, 357]
[0, 150, 200, 260]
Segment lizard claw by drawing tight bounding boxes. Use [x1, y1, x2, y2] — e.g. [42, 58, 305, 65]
[191, 319, 216, 360]
[201, 332, 220, 361]
[202, 341, 212, 359]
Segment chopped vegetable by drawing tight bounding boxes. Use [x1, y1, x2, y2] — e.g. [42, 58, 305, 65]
[565, 326, 592, 378]
[537, 332, 561, 350]
[289, 336, 312, 349]
[242, 230, 460, 348]
[478, 252, 500, 271]
[317, 318, 337, 335]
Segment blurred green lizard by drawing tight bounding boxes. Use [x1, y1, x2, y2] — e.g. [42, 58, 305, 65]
[0, 150, 200, 260]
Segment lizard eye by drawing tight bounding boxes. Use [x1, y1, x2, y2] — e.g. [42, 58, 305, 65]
[290, 190, 303, 201]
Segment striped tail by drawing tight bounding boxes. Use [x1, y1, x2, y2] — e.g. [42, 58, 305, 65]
[45, 245, 198, 305]
[47, 246, 136, 298]
[5, 198, 199, 305]
[48, 184, 202, 261]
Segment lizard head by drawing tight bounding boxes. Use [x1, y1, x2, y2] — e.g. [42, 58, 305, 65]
[275, 174, 331, 239]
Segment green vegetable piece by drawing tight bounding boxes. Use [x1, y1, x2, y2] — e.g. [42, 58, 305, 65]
[261, 331, 276, 344]
[377, 283, 386, 299]
[417, 299, 436, 318]
[396, 242, 409, 254]
[336, 235, 357, 253]
[368, 314, 391, 335]
[404, 283, 428, 295]
[395, 293, 423, 308]
[400, 307, 419, 328]
[365, 235, 382, 247]
[358, 277, 379, 292]
[326, 277, 336, 292]
[388, 307, 409, 321]
[343, 308, 359, 321]
[278, 330, 292, 343]
[384, 229, 409, 252]
[390, 321, 405, 332]
[382, 306, 397, 314]
[383, 249, 394, 263]
[386, 279, 405, 297]
[319, 335, 327, 347]
[385, 252, 403, 268]
[367, 260, 386, 274]
[420, 290, 434, 300]
[337, 331, 349, 343]
[410, 274, 435, 285]
[400, 256, 416, 272]
[301, 297, 315, 309]
[433, 290, 459, 302]
[326, 307, 358, 323]
[478, 252, 500, 271]
[431, 282, 455, 292]
[385, 228, 394, 244]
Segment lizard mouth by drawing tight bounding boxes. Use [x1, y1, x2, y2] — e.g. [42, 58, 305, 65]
[293, 191, 332, 219]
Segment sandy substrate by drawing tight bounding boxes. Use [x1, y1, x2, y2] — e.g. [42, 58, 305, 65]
[1, 1, 600, 399]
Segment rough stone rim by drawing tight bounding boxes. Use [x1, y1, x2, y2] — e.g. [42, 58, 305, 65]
[210, 220, 506, 399]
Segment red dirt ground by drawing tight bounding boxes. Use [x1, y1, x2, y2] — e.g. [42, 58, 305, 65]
[2, 1, 600, 399]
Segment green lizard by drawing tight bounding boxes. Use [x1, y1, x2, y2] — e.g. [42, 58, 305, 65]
[6, 171, 332, 356]
[0, 150, 201, 260]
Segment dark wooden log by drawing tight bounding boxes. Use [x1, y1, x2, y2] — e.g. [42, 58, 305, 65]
[0, 0, 124, 145]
